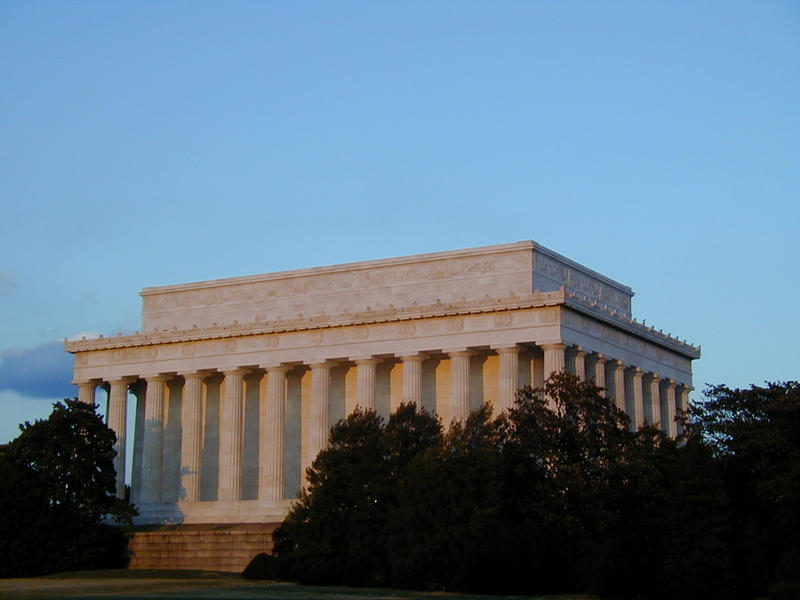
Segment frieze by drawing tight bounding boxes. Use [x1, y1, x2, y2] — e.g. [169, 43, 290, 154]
[68, 289, 699, 360]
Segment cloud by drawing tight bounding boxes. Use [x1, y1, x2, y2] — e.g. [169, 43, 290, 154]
[0, 341, 75, 399]
[0, 271, 19, 298]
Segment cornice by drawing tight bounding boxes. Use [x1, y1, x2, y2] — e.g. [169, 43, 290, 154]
[65, 287, 700, 360]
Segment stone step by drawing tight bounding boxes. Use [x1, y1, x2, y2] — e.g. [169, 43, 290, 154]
[128, 523, 279, 572]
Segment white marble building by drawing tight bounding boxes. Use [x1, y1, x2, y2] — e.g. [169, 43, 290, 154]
[66, 241, 699, 526]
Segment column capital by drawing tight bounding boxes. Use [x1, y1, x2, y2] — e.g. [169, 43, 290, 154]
[221, 367, 249, 377]
[540, 342, 566, 350]
[178, 370, 207, 381]
[107, 376, 137, 386]
[398, 352, 428, 362]
[492, 345, 521, 354]
[648, 372, 661, 382]
[353, 356, 382, 365]
[141, 373, 168, 383]
[445, 349, 473, 357]
[632, 367, 644, 377]
[262, 363, 292, 374]
[667, 379, 677, 389]
[308, 360, 334, 370]
[593, 352, 606, 361]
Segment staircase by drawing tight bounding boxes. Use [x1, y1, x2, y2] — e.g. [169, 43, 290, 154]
[128, 523, 279, 572]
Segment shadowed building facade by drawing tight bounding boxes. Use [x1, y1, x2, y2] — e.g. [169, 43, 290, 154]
[65, 241, 699, 569]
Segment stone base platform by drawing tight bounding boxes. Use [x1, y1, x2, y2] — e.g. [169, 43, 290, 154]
[128, 523, 280, 572]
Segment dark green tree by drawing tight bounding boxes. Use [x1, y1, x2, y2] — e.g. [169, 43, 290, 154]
[272, 403, 441, 586]
[0, 399, 136, 576]
[688, 381, 800, 596]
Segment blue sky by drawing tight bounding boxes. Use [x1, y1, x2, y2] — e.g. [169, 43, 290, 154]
[1, 1, 798, 445]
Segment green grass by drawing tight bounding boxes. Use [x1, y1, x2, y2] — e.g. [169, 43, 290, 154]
[0, 569, 590, 600]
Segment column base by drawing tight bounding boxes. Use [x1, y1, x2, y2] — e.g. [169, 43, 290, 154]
[132, 499, 294, 526]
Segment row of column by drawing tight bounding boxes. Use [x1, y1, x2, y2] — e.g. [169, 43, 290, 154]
[77, 344, 690, 503]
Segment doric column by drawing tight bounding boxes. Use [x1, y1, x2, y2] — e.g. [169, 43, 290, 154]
[76, 380, 97, 405]
[107, 378, 132, 499]
[593, 354, 607, 396]
[448, 350, 472, 422]
[219, 369, 246, 502]
[665, 380, 678, 438]
[400, 354, 425, 407]
[307, 362, 332, 475]
[613, 361, 626, 413]
[678, 385, 691, 435]
[632, 368, 644, 428]
[542, 343, 566, 378]
[495, 346, 520, 413]
[141, 375, 166, 504]
[179, 372, 205, 502]
[573, 347, 586, 381]
[355, 358, 380, 411]
[261, 365, 288, 502]
[648, 374, 661, 427]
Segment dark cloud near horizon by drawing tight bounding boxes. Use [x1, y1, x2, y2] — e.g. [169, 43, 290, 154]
[0, 341, 75, 399]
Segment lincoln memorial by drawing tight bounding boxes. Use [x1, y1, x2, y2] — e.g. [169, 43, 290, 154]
[65, 241, 699, 570]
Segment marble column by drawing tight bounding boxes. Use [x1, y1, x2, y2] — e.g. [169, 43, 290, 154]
[632, 368, 644, 428]
[613, 361, 626, 413]
[262, 365, 288, 502]
[448, 351, 471, 422]
[141, 375, 166, 504]
[665, 380, 678, 438]
[648, 374, 661, 427]
[355, 358, 379, 411]
[307, 362, 331, 478]
[108, 378, 132, 499]
[573, 347, 586, 381]
[77, 380, 97, 405]
[495, 346, 520, 413]
[219, 369, 246, 502]
[542, 344, 566, 411]
[593, 354, 607, 396]
[678, 385, 691, 436]
[179, 372, 205, 502]
[542, 343, 566, 378]
[400, 354, 425, 407]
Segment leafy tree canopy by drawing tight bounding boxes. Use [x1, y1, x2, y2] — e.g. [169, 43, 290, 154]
[0, 399, 136, 576]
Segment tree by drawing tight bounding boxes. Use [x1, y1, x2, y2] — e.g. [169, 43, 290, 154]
[272, 404, 441, 586]
[0, 399, 136, 576]
[688, 382, 800, 596]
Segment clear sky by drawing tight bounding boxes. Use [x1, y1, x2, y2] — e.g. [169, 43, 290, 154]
[1, 1, 798, 446]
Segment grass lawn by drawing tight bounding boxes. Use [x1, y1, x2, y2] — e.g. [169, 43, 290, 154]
[0, 569, 591, 600]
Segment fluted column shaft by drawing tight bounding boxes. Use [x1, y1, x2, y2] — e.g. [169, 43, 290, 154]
[542, 344, 566, 411]
[401, 354, 424, 408]
[666, 381, 678, 438]
[262, 365, 288, 502]
[449, 351, 471, 422]
[632, 368, 644, 428]
[649, 374, 661, 427]
[542, 343, 566, 378]
[142, 375, 166, 504]
[573, 347, 586, 381]
[107, 379, 131, 499]
[306, 363, 331, 482]
[496, 346, 519, 413]
[179, 372, 205, 502]
[355, 358, 379, 411]
[77, 381, 97, 405]
[219, 369, 246, 502]
[613, 361, 626, 413]
[593, 354, 607, 396]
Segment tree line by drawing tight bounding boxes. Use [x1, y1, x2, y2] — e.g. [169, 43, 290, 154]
[266, 374, 800, 599]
